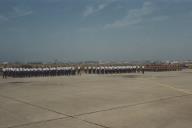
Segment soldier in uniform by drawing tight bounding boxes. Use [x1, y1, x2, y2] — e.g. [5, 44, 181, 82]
[142, 66, 145, 74]
[72, 66, 76, 75]
[136, 66, 139, 73]
[84, 67, 87, 74]
[120, 66, 123, 73]
[56, 67, 60, 76]
[77, 66, 81, 75]
[61, 67, 65, 76]
[2, 68, 7, 79]
[116, 66, 120, 74]
[104, 66, 108, 74]
[101, 66, 104, 74]
[112, 66, 114, 74]
[109, 66, 113, 74]
[96, 67, 99, 74]
[65, 67, 69, 76]
[88, 66, 92, 74]
[69, 67, 72, 76]
[92, 66, 96, 74]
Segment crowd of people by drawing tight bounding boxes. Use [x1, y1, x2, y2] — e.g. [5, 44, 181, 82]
[1, 66, 145, 78]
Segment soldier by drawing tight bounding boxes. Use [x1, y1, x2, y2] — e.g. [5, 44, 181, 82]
[113, 66, 116, 74]
[142, 66, 145, 74]
[37, 68, 41, 77]
[22, 68, 26, 77]
[34, 68, 38, 77]
[40, 67, 44, 77]
[18, 68, 22, 77]
[26, 68, 30, 77]
[72, 66, 76, 75]
[136, 66, 139, 73]
[2, 68, 6, 79]
[15, 68, 18, 77]
[47, 67, 50, 76]
[69, 67, 72, 76]
[54, 67, 57, 76]
[133, 66, 137, 73]
[120, 66, 123, 73]
[88, 66, 92, 74]
[124, 66, 127, 73]
[84, 67, 87, 74]
[92, 66, 96, 74]
[50, 67, 54, 76]
[112, 66, 114, 74]
[104, 66, 108, 74]
[60, 67, 64, 76]
[11, 68, 15, 77]
[107, 66, 110, 74]
[109, 66, 112, 74]
[7, 68, 11, 77]
[117, 66, 120, 74]
[129, 66, 132, 73]
[122, 66, 125, 73]
[42, 68, 46, 77]
[65, 67, 69, 76]
[63, 67, 66, 76]
[96, 67, 100, 74]
[77, 66, 81, 75]
[29, 68, 33, 77]
[7, 68, 10, 77]
[116, 66, 120, 74]
[56, 67, 60, 76]
[101, 66, 104, 74]
[61, 67, 65, 76]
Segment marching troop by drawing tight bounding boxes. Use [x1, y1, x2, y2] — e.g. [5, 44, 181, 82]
[1, 65, 145, 79]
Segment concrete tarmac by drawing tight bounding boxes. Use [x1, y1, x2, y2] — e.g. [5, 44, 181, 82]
[0, 69, 192, 128]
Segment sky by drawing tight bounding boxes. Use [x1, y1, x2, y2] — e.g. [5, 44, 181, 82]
[0, 0, 192, 62]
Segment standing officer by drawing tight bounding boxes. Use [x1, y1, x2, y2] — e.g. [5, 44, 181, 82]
[88, 66, 92, 74]
[142, 66, 145, 74]
[2, 68, 7, 79]
[77, 66, 81, 75]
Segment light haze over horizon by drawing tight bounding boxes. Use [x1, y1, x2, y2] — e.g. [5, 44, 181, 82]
[0, 0, 192, 62]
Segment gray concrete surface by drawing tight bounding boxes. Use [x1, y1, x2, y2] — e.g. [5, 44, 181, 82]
[0, 69, 192, 128]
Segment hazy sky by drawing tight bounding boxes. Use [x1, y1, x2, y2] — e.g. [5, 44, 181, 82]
[0, 0, 192, 62]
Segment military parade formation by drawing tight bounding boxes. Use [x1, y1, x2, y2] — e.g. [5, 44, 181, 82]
[1, 65, 145, 79]
[1, 64, 183, 79]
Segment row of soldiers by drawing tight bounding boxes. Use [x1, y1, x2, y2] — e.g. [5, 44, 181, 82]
[84, 66, 144, 74]
[1, 66, 145, 78]
[144, 64, 182, 72]
[2, 67, 81, 78]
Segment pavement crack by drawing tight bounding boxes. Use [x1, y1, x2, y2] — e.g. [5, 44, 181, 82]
[5, 117, 69, 128]
[0, 94, 72, 118]
[0, 95, 111, 128]
[139, 78, 192, 95]
[81, 119, 111, 128]
[73, 94, 192, 117]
